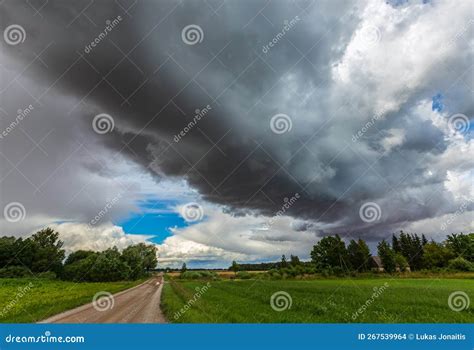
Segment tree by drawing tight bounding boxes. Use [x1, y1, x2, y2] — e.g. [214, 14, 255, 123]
[397, 231, 424, 270]
[347, 239, 371, 271]
[394, 253, 409, 272]
[121, 243, 157, 279]
[181, 262, 187, 273]
[88, 247, 130, 281]
[229, 260, 240, 275]
[290, 255, 301, 266]
[445, 233, 474, 262]
[392, 235, 401, 253]
[311, 235, 349, 270]
[280, 255, 288, 268]
[65, 250, 95, 265]
[422, 242, 454, 269]
[377, 240, 396, 273]
[30, 228, 65, 273]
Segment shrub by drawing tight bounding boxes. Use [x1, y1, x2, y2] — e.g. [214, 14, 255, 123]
[180, 271, 218, 279]
[235, 271, 252, 279]
[0, 266, 32, 278]
[448, 257, 474, 271]
[37, 271, 56, 279]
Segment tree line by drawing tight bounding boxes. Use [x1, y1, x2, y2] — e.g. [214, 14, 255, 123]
[0, 228, 157, 282]
[229, 231, 474, 275]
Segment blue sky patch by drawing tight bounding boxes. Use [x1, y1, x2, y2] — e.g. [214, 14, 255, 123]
[116, 199, 189, 243]
[432, 93, 444, 112]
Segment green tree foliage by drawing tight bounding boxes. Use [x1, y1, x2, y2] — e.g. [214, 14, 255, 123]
[422, 242, 454, 269]
[395, 231, 424, 270]
[229, 260, 240, 274]
[280, 255, 288, 268]
[445, 233, 474, 262]
[290, 255, 301, 266]
[377, 240, 396, 273]
[311, 235, 349, 270]
[394, 253, 409, 272]
[181, 262, 187, 273]
[448, 257, 474, 271]
[347, 239, 371, 271]
[121, 243, 157, 279]
[28, 228, 65, 273]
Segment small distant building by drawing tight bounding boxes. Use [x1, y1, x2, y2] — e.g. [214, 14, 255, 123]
[370, 256, 384, 272]
[369, 256, 411, 272]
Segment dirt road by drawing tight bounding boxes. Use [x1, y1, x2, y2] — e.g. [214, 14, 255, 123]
[39, 275, 167, 323]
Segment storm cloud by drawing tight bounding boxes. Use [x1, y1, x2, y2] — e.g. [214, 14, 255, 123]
[0, 0, 472, 254]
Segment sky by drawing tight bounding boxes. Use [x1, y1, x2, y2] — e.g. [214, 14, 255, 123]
[0, 0, 472, 268]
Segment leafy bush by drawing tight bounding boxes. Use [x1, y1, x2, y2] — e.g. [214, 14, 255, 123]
[448, 257, 474, 272]
[236, 271, 252, 279]
[37, 271, 57, 279]
[180, 271, 218, 279]
[0, 266, 32, 278]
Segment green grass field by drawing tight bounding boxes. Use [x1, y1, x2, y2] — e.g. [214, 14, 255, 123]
[0, 278, 143, 323]
[162, 278, 474, 323]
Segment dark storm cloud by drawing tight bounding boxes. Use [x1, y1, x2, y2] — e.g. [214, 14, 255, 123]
[1, 0, 472, 241]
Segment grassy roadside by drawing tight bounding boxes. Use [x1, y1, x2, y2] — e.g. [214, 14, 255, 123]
[162, 278, 474, 323]
[0, 278, 146, 323]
